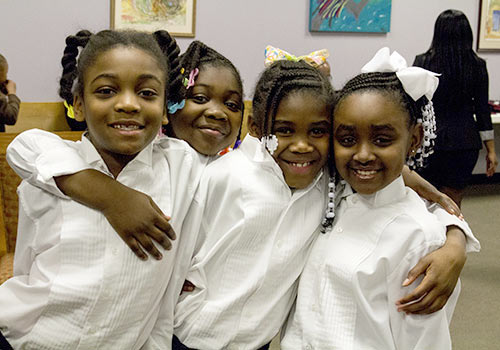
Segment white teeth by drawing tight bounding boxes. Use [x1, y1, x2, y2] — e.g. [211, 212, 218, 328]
[291, 162, 311, 168]
[355, 169, 377, 176]
[113, 124, 140, 130]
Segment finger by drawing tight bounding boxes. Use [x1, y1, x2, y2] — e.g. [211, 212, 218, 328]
[126, 237, 149, 261]
[397, 277, 434, 306]
[182, 280, 195, 292]
[135, 234, 163, 260]
[443, 197, 462, 217]
[486, 164, 495, 177]
[150, 200, 176, 241]
[399, 291, 446, 314]
[148, 226, 173, 251]
[155, 217, 176, 241]
[402, 258, 429, 287]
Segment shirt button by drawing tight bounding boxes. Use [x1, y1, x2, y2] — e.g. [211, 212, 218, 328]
[336, 226, 343, 233]
[352, 196, 358, 204]
[276, 240, 282, 249]
[311, 304, 318, 312]
[112, 248, 119, 256]
[305, 345, 312, 350]
[88, 326, 97, 334]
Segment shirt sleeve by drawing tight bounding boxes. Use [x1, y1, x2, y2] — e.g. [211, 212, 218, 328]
[6, 128, 92, 198]
[473, 60, 494, 141]
[387, 243, 456, 350]
[426, 202, 480, 253]
[0, 93, 20, 125]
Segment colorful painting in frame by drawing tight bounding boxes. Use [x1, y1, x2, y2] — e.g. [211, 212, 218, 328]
[478, 0, 500, 51]
[309, 0, 392, 33]
[110, 0, 196, 37]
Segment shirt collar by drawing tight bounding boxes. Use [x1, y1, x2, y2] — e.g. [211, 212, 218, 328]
[347, 175, 406, 207]
[80, 132, 155, 170]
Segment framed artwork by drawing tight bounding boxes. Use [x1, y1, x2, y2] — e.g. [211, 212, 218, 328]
[110, 0, 196, 37]
[478, 0, 500, 51]
[309, 0, 392, 33]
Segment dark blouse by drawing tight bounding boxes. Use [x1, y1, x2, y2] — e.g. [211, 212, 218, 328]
[413, 53, 493, 151]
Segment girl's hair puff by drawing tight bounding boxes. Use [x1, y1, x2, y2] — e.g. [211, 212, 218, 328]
[59, 29, 181, 111]
[336, 72, 426, 128]
[252, 60, 336, 137]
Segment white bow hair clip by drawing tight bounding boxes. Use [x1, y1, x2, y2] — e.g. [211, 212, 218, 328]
[361, 47, 440, 101]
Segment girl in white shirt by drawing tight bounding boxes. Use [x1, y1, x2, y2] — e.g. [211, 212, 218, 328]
[0, 29, 207, 349]
[171, 59, 335, 349]
[282, 47, 470, 349]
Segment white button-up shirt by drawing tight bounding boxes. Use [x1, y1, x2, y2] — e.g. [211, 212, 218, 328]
[0, 129, 207, 349]
[173, 135, 328, 350]
[281, 176, 475, 350]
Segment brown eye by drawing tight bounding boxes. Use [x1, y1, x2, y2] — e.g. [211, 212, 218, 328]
[274, 127, 293, 135]
[191, 95, 209, 103]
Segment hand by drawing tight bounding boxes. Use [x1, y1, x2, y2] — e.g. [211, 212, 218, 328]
[55, 170, 176, 260]
[5, 80, 16, 95]
[181, 280, 195, 294]
[101, 186, 176, 260]
[396, 228, 466, 314]
[430, 191, 463, 219]
[486, 150, 498, 177]
[402, 166, 462, 217]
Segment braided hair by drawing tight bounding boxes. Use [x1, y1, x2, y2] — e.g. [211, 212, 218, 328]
[163, 40, 244, 142]
[252, 59, 336, 138]
[336, 72, 435, 169]
[59, 29, 182, 130]
[337, 72, 424, 128]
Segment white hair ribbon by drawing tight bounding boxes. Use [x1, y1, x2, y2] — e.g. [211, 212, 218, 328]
[361, 47, 439, 101]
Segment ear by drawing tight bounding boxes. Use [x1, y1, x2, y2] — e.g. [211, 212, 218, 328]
[162, 110, 169, 125]
[408, 123, 423, 157]
[73, 94, 86, 122]
[247, 114, 261, 138]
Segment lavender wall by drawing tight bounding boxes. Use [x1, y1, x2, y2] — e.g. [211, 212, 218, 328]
[1, 0, 498, 102]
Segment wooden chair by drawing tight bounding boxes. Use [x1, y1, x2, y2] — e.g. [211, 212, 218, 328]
[0, 131, 83, 284]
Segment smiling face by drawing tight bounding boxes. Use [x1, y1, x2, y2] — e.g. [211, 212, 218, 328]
[168, 65, 243, 155]
[74, 46, 166, 177]
[251, 91, 330, 189]
[333, 91, 422, 195]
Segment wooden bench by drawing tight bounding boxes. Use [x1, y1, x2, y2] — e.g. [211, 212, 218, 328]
[5, 102, 71, 133]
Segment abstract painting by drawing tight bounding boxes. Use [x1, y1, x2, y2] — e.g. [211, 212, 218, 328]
[309, 0, 392, 33]
[111, 0, 196, 37]
[478, 0, 500, 51]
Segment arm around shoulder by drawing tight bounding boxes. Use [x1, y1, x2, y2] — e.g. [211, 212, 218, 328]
[6, 128, 91, 197]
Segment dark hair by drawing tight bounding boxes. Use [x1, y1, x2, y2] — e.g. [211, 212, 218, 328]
[164, 40, 244, 142]
[252, 60, 336, 137]
[172, 40, 243, 103]
[59, 29, 181, 130]
[422, 9, 482, 102]
[336, 72, 425, 127]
